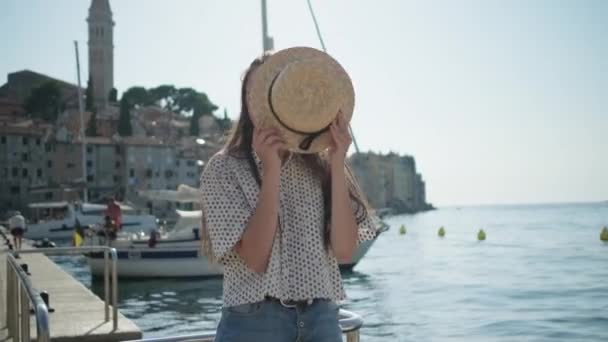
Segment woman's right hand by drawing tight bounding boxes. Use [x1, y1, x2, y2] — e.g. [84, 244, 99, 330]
[252, 127, 286, 173]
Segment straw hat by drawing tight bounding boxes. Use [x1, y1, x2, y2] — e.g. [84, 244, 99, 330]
[246, 47, 355, 153]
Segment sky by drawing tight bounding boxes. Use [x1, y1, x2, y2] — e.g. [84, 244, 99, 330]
[1, 0, 607, 206]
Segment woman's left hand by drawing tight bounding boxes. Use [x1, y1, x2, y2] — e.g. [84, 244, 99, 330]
[329, 110, 352, 168]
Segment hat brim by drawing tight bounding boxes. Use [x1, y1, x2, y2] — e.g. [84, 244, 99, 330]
[246, 47, 355, 154]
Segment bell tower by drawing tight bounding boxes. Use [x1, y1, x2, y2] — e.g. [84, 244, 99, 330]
[87, 0, 114, 110]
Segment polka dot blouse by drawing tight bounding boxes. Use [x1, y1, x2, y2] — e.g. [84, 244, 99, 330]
[200, 150, 377, 307]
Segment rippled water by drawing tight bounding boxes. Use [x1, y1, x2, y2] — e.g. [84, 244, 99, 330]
[53, 202, 608, 341]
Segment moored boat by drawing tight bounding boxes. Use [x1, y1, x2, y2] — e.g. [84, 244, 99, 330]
[25, 201, 157, 240]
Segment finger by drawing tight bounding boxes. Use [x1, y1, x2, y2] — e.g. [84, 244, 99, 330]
[257, 128, 275, 143]
[270, 141, 287, 151]
[264, 135, 284, 146]
[330, 123, 342, 145]
[338, 111, 348, 132]
[262, 132, 283, 145]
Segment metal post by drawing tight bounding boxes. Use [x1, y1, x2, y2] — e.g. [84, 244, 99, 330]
[14, 279, 21, 341]
[104, 249, 110, 321]
[345, 330, 360, 342]
[74, 40, 88, 202]
[21, 286, 30, 342]
[6, 262, 14, 338]
[111, 248, 118, 330]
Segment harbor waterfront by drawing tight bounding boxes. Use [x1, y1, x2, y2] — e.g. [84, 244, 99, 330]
[48, 202, 608, 341]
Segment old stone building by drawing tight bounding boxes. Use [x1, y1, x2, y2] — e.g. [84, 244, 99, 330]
[350, 152, 431, 213]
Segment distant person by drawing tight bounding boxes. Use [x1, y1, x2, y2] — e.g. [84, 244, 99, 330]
[200, 48, 377, 341]
[105, 197, 122, 230]
[9, 211, 26, 256]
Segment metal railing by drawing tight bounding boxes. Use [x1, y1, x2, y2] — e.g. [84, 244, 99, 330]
[6, 252, 51, 342]
[126, 308, 363, 342]
[11, 246, 119, 331]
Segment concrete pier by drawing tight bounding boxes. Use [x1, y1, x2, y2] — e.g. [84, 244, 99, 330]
[1, 227, 142, 341]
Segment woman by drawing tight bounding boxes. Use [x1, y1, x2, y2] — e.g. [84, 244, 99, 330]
[200, 47, 377, 342]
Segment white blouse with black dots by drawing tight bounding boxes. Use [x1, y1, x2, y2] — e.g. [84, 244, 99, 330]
[200, 150, 377, 307]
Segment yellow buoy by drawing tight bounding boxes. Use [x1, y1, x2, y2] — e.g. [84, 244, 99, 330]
[477, 229, 486, 241]
[399, 225, 407, 235]
[600, 226, 608, 242]
[438, 226, 445, 238]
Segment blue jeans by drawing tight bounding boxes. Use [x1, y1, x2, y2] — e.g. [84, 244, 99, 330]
[215, 299, 342, 342]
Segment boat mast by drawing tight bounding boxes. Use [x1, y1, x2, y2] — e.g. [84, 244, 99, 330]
[261, 0, 274, 52]
[74, 40, 88, 203]
[305, 0, 360, 153]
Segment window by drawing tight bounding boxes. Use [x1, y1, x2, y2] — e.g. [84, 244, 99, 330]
[113, 175, 121, 182]
[165, 170, 174, 178]
[22, 137, 28, 145]
[45, 144, 52, 152]
[186, 160, 196, 167]
[22, 153, 29, 162]
[87, 175, 94, 182]
[45, 192, 53, 200]
[12, 168, 18, 177]
[115, 161, 121, 169]
[36, 138, 41, 146]
[47, 160, 53, 168]
[175, 160, 181, 167]
[146, 169, 153, 178]
[1, 136, 6, 144]
[86, 160, 93, 168]
[187, 172, 196, 178]
[115, 145, 121, 154]
[2, 168, 6, 177]
[87, 146, 93, 153]
[10, 186, 20, 195]
[37, 168, 42, 178]
[129, 169, 134, 177]
[22, 168, 28, 178]
[155, 171, 160, 178]
[67, 163, 75, 169]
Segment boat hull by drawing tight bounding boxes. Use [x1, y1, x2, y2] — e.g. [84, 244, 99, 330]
[86, 236, 378, 278]
[88, 248, 223, 278]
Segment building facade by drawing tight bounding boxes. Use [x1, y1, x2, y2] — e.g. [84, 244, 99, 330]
[350, 152, 431, 213]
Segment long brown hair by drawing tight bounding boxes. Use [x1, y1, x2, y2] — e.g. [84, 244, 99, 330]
[202, 55, 371, 258]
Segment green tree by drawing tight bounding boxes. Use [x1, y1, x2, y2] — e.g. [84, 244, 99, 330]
[108, 88, 118, 103]
[24, 81, 62, 122]
[189, 92, 219, 136]
[149, 84, 177, 109]
[122, 86, 152, 107]
[85, 77, 94, 112]
[118, 97, 133, 136]
[86, 111, 98, 136]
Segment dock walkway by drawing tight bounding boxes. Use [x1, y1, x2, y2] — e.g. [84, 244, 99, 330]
[1, 226, 141, 342]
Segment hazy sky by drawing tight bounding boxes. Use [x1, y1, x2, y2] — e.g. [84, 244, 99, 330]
[1, 0, 606, 206]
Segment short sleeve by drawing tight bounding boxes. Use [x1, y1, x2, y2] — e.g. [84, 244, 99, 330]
[200, 153, 253, 261]
[351, 198, 378, 243]
[346, 173, 378, 243]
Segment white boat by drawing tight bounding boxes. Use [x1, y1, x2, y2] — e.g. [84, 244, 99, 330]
[86, 209, 223, 278]
[25, 201, 157, 240]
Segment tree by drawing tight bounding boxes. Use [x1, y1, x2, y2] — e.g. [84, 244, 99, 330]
[108, 88, 118, 103]
[85, 77, 94, 112]
[118, 97, 133, 136]
[189, 92, 219, 136]
[86, 111, 98, 136]
[24, 81, 62, 122]
[149, 85, 176, 109]
[122, 86, 152, 108]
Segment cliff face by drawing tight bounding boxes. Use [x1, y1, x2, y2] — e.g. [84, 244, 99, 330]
[349, 152, 432, 214]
